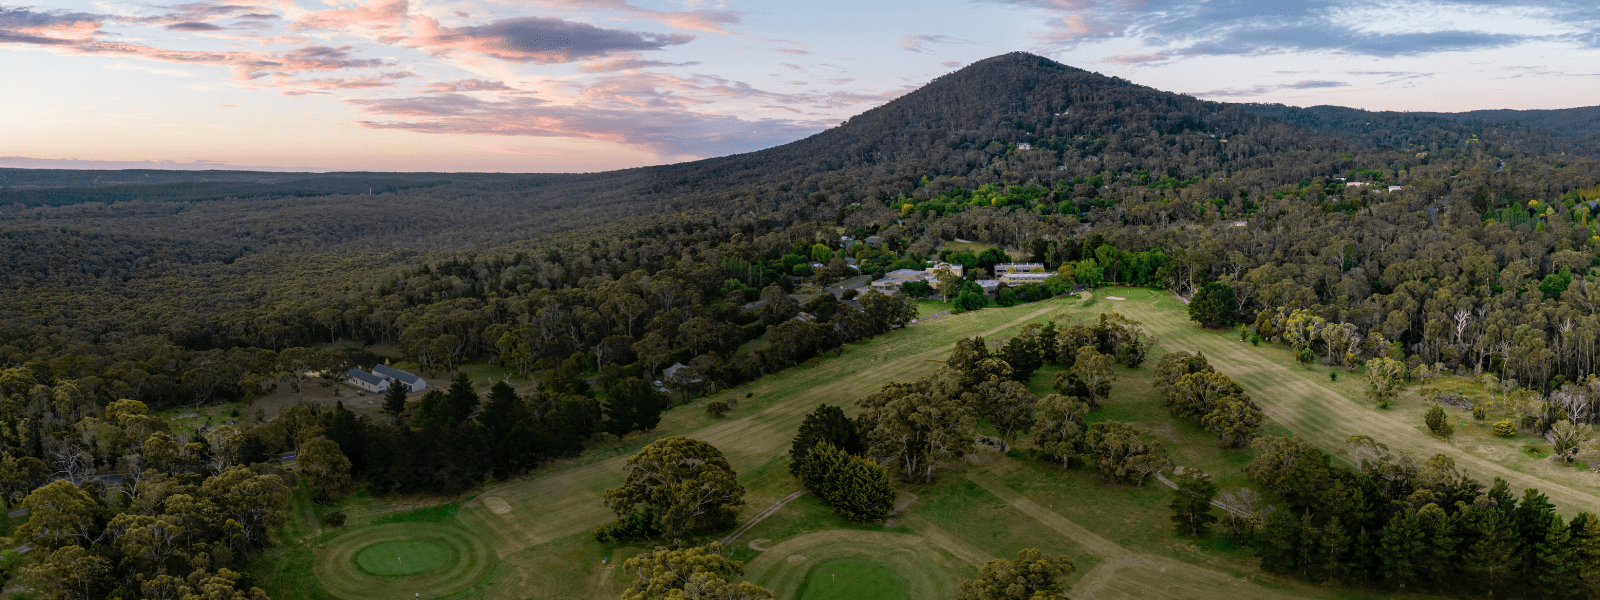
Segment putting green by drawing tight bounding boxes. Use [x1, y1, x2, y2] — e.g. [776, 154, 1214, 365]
[799, 558, 907, 600]
[745, 530, 969, 599]
[315, 522, 495, 599]
[356, 540, 451, 576]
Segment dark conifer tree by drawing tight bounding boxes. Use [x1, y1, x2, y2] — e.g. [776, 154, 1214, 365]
[447, 373, 478, 423]
[383, 384, 408, 421]
[789, 404, 864, 476]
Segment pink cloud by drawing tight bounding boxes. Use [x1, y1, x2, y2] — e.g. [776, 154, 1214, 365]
[901, 34, 972, 53]
[1104, 52, 1168, 64]
[421, 79, 516, 93]
[406, 14, 693, 64]
[291, 0, 408, 31]
[578, 57, 699, 73]
[346, 92, 823, 158]
[276, 71, 415, 90]
[0, 7, 106, 45]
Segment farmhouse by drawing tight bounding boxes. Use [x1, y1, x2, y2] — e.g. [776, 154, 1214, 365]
[373, 365, 427, 392]
[346, 369, 389, 393]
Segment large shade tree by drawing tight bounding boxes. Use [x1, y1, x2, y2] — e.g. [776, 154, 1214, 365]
[604, 436, 745, 540]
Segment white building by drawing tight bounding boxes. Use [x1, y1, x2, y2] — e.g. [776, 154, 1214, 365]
[346, 369, 390, 393]
[994, 263, 1045, 274]
[999, 272, 1052, 285]
[373, 365, 427, 393]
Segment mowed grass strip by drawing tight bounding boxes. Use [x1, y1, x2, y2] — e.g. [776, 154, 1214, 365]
[743, 530, 966, 599]
[453, 301, 1068, 553]
[1103, 288, 1600, 515]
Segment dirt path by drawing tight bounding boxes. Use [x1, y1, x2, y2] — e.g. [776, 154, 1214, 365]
[900, 514, 994, 567]
[965, 473, 1127, 558]
[965, 472, 1305, 600]
[720, 490, 806, 548]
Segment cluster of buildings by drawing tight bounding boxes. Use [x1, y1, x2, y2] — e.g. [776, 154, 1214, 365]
[866, 262, 1051, 297]
[345, 364, 428, 394]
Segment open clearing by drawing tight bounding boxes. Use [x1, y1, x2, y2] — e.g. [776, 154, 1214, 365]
[255, 287, 1594, 599]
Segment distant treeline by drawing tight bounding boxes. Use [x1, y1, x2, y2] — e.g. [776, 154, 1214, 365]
[0, 177, 471, 207]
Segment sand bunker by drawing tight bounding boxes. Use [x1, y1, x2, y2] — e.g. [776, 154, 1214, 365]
[482, 496, 511, 515]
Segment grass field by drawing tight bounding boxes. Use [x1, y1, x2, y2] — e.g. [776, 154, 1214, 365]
[798, 558, 906, 600]
[356, 540, 451, 575]
[250, 287, 1599, 599]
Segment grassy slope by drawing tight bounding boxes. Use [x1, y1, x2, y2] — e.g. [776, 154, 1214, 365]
[254, 287, 1597, 599]
[1106, 290, 1600, 515]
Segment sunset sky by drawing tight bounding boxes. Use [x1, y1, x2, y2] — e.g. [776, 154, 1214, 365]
[4, 0, 1600, 172]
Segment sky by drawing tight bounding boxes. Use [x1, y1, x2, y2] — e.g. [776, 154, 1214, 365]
[3, 0, 1600, 172]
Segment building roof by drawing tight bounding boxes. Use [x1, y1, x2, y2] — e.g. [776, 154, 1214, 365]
[886, 269, 926, 279]
[1001, 273, 1051, 282]
[372, 364, 423, 386]
[346, 369, 387, 387]
[995, 263, 1044, 272]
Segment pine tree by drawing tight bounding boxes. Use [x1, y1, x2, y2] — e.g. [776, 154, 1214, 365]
[1569, 513, 1600, 597]
[1297, 512, 1321, 580]
[1379, 510, 1425, 591]
[1168, 469, 1218, 537]
[1516, 488, 1557, 575]
[1532, 512, 1580, 599]
[798, 442, 849, 504]
[1258, 508, 1301, 574]
[789, 404, 864, 477]
[799, 442, 895, 523]
[604, 377, 665, 436]
[833, 457, 895, 523]
[447, 372, 478, 423]
[1320, 517, 1351, 584]
[1349, 527, 1377, 584]
[1188, 280, 1237, 328]
[1417, 504, 1459, 591]
[1463, 507, 1519, 597]
[383, 383, 408, 420]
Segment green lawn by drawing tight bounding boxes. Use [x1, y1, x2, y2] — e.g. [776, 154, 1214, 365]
[356, 540, 451, 575]
[799, 558, 907, 600]
[251, 288, 1591, 600]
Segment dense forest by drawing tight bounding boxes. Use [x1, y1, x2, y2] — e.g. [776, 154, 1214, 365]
[6, 51, 1600, 597]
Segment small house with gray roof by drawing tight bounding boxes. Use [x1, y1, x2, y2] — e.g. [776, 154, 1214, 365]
[372, 365, 427, 392]
[346, 369, 390, 393]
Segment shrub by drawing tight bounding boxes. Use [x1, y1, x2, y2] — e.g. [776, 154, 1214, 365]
[1425, 404, 1453, 438]
[706, 400, 730, 418]
[1328, 371, 1338, 382]
[1492, 419, 1516, 437]
[1472, 405, 1487, 422]
[324, 511, 347, 528]
[798, 442, 895, 522]
[841, 288, 858, 300]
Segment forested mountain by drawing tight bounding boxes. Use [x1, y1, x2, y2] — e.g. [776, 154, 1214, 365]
[6, 51, 1600, 402]
[8, 50, 1600, 598]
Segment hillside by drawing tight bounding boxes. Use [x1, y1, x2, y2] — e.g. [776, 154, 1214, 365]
[5, 50, 1600, 599]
